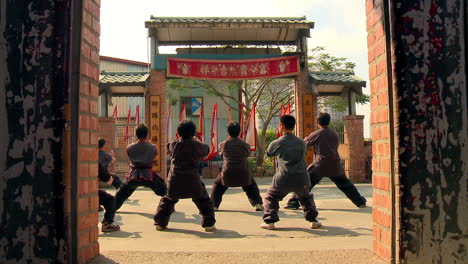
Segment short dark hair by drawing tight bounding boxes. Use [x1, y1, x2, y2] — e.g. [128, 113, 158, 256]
[280, 115, 295, 130]
[135, 124, 149, 139]
[317, 113, 331, 126]
[98, 138, 106, 148]
[227, 122, 240, 137]
[177, 120, 196, 139]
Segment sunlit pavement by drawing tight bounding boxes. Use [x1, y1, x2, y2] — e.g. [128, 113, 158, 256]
[92, 177, 384, 263]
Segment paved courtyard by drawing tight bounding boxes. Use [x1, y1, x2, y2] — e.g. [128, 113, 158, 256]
[91, 177, 385, 264]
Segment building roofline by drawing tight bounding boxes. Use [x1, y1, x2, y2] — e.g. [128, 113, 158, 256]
[146, 16, 314, 28]
[100, 55, 149, 67]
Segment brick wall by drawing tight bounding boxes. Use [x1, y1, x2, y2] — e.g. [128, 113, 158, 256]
[343, 115, 365, 182]
[366, 0, 392, 261]
[78, 0, 101, 262]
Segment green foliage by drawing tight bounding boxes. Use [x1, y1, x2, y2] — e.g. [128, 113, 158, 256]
[247, 157, 257, 173]
[259, 129, 278, 166]
[308, 46, 356, 72]
[320, 93, 370, 113]
[309, 46, 370, 111]
[355, 93, 370, 104]
[322, 97, 348, 112]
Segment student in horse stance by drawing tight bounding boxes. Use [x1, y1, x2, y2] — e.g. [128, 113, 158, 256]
[98, 138, 122, 189]
[210, 122, 263, 211]
[154, 120, 216, 232]
[114, 124, 167, 211]
[261, 115, 322, 230]
[98, 163, 120, 232]
[284, 112, 367, 210]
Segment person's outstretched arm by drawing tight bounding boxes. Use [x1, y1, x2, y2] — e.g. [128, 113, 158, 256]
[266, 140, 279, 157]
[304, 131, 319, 147]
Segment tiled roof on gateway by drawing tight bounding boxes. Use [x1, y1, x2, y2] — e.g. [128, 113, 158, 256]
[146, 16, 314, 26]
[99, 72, 149, 86]
[310, 71, 366, 87]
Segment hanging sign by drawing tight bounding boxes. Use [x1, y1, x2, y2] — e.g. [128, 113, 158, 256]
[150, 95, 161, 172]
[167, 56, 300, 80]
[303, 95, 315, 165]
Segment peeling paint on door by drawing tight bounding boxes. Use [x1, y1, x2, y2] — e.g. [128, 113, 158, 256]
[0, 1, 70, 262]
[392, 0, 468, 263]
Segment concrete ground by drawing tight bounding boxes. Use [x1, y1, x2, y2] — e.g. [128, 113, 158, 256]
[90, 177, 385, 264]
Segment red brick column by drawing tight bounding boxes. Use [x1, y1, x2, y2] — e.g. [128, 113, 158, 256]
[78, 0, 101, 262]
[295, 68, 316, 165]
[343, 115, 365, 182]
[366, 0, 393, 262]
[146, 70, 168, 179]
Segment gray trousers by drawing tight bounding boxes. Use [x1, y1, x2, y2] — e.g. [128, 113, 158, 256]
[289, 166, 366, 207]
[210, 176, 262, 209]
[154, 187, 216, 228]
[263, 185, 318, 224]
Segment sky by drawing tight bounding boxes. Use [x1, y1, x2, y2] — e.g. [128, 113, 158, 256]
[100, 0, 371, 137]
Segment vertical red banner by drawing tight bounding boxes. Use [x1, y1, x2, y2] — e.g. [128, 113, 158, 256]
[205, 104, 218, 160]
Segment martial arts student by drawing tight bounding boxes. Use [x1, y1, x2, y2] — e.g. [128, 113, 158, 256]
[98, 138, 122, 189]
[114, 124, 167, 210]
[261, 115, 322, 230]
[210, 122, 263, 211]
[154, 120, 216, 232]
[285, 112, 367, 209]
[98, 162, 120, 232]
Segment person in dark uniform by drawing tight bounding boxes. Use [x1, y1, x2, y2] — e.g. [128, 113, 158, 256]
[114, 124, 167, 211]
[210, 122, 263, 211]
[154, 120, 216, 232]
[261, 115, 322, 230]
[98, 162, 120, 232]
[98, 138, 122, 189]
[285, 113, 367, 209]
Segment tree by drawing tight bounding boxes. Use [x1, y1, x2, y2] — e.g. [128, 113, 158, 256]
[167, 78, 294, 168]
[308, 46, 370, 111]
[167, 46, 368, 169]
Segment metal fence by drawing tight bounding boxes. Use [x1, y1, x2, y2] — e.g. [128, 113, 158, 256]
[112, 119, 139, 176]
[329, 121, 345, 144]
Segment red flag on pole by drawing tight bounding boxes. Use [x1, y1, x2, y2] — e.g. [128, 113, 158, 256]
[134, 105, 140, 124]
[244, 103, 257, 151]
[112, 105, 118, 147]
[277, 104, 284, 137]
[112, 105, 118, 119]
[180, 103, 187, 121]
[239, 103, 245, 139]
[283, 103, 291, 116]
[166, 104, 173, 143]
[228, 107, 233, 123]
[125, 108, 131, 145]
[197, 104, 204, 142]
[205, 104, 218, 161]
[176, 103, 187, 139]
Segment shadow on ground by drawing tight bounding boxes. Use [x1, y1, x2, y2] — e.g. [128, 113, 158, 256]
[161, 228, 246, 238]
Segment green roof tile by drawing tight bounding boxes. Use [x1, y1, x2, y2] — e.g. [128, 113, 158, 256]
[146, 16, 314, 26]
[310, 71, 366, 87]
[99, 72, 149, 86]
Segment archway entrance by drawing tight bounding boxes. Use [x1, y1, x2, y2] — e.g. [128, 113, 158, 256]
[95, 15, 375, 263]
[5, 2, 466, 264]
[143, 17, 317, 179]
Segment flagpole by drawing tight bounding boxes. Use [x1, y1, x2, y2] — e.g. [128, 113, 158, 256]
[125, 108, 131, 145]
[216, 105, 219, 175]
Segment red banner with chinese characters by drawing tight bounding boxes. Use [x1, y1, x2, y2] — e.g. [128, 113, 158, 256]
[166, 56, 300, 80]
